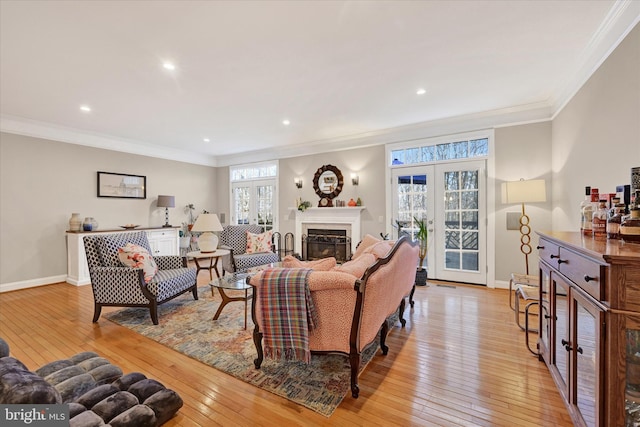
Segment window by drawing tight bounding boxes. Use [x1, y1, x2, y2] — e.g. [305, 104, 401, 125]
[230, 161, 278, 230]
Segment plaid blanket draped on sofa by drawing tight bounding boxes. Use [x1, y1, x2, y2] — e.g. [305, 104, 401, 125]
[258, 268, 318, 363]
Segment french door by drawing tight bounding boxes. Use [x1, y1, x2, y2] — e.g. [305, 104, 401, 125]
[391, 160, 486, 285]
[231, 179, 276, 231]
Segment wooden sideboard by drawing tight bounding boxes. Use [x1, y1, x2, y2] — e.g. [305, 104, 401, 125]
[66, 227, 179, 286]
[536, 231, 640, 427]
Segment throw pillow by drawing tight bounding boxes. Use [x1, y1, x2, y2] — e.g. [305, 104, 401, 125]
[332, 253, 376, 278]
[352, 234, 381, 259]
[246, 230, 273, 254]
[282, 255, 337, 271]
[363, 240, 395, 259]
[117, 243, 158, 283]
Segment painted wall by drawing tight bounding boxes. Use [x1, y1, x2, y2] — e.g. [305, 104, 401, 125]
[552, 23, 640, 230]
[0, 132, 218, 286]
[494, 122, 552, 280]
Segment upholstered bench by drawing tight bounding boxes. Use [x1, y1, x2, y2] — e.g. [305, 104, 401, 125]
[0, 338, 182, 426]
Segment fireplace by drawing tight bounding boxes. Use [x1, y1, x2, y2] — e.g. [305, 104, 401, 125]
[303, 228, 351, 262]
[293, 206, 365, 257]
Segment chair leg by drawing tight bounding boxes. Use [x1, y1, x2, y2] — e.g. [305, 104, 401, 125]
[380, 321, 390, 355]
[349, 353, 360, 398]
[399, 298, 407, 327]
[191, 283, 198, 300]
[92, 304, 102, 323]
[150, 303, 159, 325]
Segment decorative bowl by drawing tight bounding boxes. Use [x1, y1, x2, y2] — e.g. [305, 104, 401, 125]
[120, 225, 140, 229]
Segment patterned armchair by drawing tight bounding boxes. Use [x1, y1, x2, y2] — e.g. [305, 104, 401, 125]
[83, 231, 198, 325]
[219, 225, 281, 274]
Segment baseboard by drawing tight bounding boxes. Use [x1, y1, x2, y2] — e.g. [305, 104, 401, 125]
[494, 279, 509, 290]
[0, 275, 70, 293]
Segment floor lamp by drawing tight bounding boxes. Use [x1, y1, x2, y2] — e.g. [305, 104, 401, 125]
[503, 179, 546, 275]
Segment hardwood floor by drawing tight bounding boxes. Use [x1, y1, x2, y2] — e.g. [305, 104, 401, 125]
[0, 274, 573, 426]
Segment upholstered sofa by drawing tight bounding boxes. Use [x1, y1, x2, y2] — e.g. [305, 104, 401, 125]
[249, 234, 419, 398]
[219, 224, 281, 274]
[0, 337, 183, 426]
[84, 231, 197, 325]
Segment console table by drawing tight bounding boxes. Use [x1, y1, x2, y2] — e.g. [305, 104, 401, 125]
[66, 227, 179, 285]
[536, 231, 640, 426]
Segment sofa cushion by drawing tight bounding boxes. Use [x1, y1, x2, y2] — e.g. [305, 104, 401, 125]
[246, 230, 273, 254]
[353, 234, 381, 259]
[118, 243, 158, 283]
[332, 253, 376, 278]
[362, 240, 395, 259]
[282, 255, 337, 271]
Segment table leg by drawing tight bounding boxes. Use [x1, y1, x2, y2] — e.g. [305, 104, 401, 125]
[212, 257, 221, 279]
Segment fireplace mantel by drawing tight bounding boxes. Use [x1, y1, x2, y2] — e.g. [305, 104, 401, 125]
[292, 207, 365, 255]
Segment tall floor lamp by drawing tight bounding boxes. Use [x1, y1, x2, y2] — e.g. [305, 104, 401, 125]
[503, 179, 546, 275]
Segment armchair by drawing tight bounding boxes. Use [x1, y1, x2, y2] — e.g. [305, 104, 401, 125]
[83, 231, 197, 325]
[219, 225, 281, 274]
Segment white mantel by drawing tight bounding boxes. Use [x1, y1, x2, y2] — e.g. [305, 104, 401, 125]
[292, 207, 365, 255]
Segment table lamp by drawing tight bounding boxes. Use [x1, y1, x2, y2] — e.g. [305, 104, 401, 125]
[502, 179, 546, 275]
[191, 213, 223, 253]
[157, 195, 175, 228]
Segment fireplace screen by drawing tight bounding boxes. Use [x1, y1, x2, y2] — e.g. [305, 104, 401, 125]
[302, 229, 351, 262]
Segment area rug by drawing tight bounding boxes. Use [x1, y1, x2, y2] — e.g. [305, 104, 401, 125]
[105, 286, 380, 417]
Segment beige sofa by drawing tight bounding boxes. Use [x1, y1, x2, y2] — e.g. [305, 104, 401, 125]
[249, 234, 419, 398]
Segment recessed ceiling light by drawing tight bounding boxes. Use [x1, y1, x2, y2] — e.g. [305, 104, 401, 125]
[203, 138, 210, 142]
[416, 88, 426, 95]
[163, 62, 176, 70]
[282, 119, 290, 126]
[80, 105, 91, 112]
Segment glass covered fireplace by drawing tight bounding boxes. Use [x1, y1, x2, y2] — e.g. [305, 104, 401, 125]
[302, 228, 351, 262]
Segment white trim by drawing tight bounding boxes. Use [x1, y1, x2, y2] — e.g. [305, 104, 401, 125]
[0, 114, 218, 167]
[0, 275, 70, 293]
[293, 207, 365, 256]
[551, 0, 640, 119]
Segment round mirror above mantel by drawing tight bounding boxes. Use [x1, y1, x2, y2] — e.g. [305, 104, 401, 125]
[312, 164, 344, 207]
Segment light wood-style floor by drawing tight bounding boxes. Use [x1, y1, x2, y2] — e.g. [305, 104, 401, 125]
[0, 272, 573, 426]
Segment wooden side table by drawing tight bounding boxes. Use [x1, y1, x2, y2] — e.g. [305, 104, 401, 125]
[186, 249, 230, 282]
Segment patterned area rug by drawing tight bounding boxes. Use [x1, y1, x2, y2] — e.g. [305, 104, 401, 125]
[105, 286, 380, 417]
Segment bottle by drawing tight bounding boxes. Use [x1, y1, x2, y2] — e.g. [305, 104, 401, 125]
[620, 208, 640, 243]
[607, 202, 625, 239]
[582, 187, 598, 235]
[580, 186, 591, 234]
[592, 200, 608, 238]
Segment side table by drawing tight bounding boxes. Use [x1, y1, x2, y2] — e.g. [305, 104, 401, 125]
[186, 249, 230, 282]
[209, 272, 252, 329]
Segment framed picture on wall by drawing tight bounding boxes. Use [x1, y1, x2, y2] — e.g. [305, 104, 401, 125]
[97, 171, 146, 199]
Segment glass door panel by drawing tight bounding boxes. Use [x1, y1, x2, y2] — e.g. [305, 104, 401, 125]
[232, 185, 250, 225]
[231, 179, 277, 230]
[434, 161, 486, 284]
[572, 289, 601, 427]
[255, 183, 274, 231]
[391, 160, 486, 284]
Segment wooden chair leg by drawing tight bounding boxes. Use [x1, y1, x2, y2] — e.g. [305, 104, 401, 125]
[92, 304, 102, 323]
[349, 353, 360, 398]
[150, 303, 159, 325]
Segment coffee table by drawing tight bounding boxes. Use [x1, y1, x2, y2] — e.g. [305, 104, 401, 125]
[209, 272, 252, 329]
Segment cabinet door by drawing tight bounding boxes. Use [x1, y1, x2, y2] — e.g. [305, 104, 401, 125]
[552, 275, 571, 401]
[610, 312, 640, 427]
[570, 288, 603, 427]
[539, 262, 552, 363]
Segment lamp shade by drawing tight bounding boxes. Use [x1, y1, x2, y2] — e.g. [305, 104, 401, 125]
[191, 213, 223, 252]
[191, 213, 223, 232]
[502, 179, 546, 204]
[157, 195, 175, 208]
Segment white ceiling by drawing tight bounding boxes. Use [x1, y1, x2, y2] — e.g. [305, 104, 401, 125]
[1, 1, 639, 166]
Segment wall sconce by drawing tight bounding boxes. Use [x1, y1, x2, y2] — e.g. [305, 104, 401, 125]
[351, 173, 359, 186]
[295, 178, 303, 189]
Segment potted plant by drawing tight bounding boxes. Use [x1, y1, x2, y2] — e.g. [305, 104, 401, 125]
[414, 216, 428, 287]
[185, 204, 196, 230]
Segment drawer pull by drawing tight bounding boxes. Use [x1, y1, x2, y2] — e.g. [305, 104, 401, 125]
[584, 275, 595, 282]
[537, 245, 545, 250]
[576, 346, 583, 354]
[561, 339, 572, 352]
[550, 254, 559, 259]
[557, 259, 567, 264]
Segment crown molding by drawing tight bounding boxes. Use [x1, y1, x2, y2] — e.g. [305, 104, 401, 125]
[550, 0, 640, 118]
[0, 114, 218, 167]
[215, 101, 553, 166]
